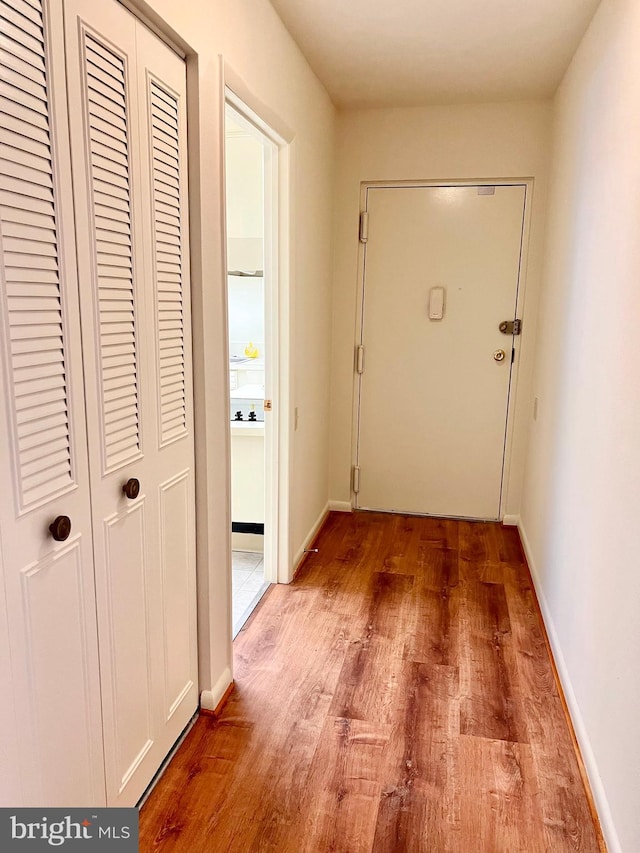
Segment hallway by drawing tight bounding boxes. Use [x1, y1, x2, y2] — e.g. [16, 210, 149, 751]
[139, 511, 602, 852]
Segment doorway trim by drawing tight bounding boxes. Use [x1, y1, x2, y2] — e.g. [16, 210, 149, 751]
[352, 178, 535, 522]
[223, 74, 292, 586]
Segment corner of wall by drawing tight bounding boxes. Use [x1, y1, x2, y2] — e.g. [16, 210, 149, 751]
[200, 666, 233, 712]
[290, 502, 330, 582]
[517, 518, 621, 853]
[328, 500, 352, 513]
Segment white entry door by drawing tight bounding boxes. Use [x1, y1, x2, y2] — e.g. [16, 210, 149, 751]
[357, 185, 526, 520]
[64, 0, 198, 806]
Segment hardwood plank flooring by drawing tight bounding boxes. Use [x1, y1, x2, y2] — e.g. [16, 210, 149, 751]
[140, 511, 603, 853]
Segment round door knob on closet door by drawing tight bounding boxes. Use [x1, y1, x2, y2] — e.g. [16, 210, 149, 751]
[493, 349, 506, 363]
[122, 478, 140, 500]
[49, 515, 71, 542]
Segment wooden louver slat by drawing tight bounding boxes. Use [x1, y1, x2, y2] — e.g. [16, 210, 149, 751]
[0, 0, 74, 509]
[149, 78, 186, 444]
[83, 30, 140, 469]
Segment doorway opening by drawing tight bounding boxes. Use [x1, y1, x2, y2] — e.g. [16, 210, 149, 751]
[224, 99, 281, 636]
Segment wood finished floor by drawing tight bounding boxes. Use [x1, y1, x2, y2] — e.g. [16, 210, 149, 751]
[140, 511, 603, 853]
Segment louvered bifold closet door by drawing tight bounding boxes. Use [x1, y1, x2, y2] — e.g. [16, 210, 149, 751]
[0, 0, 105, 806]
[137, 18, 197, 794]
[63, 1, 156, 810]
[85, 33, 141, 470]
[64, 0, 197, 808]
[1, 0, 72, 506]
[149, 78, 187, 444]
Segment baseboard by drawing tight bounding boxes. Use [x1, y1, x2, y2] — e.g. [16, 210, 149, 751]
[328, 500, 352, 513]
[502, 513, 519, 526]
[231, 531, 264, 552]
[200, 666, 233, 713]
[200, 680, 234, 718]
[517, 521, 618, 853]
[292, 502, 330, 580]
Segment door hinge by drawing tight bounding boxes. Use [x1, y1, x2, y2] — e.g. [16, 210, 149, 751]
[359, 211, 369, 243]
[352, 465, 361, 494]
[356, 344, 365, 374]
[499, 319, 522, 335]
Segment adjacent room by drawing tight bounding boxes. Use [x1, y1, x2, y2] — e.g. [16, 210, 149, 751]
[0, 0, 638, 851]
[225, 104, 270, 635]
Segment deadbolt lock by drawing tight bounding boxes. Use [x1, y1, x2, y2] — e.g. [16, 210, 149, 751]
[493, 349, 506, 362]
[499, 319, 522, 335]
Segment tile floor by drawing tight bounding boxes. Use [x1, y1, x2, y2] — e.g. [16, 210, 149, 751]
[232, 550, 269, 637]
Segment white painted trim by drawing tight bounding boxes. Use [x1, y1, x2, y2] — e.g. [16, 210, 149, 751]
[290, 502, 330, 582]
[276, 142, 292, 584]
[200, 666, 233, 712]
[499, 181, 535, 520]
[502, 514, 519, 526]
[518, 520, 620, 853]
[263, 124, 281, 587]
[224, 67, 294, 146]
[117, 0, 188, 57]
[328, 500, 352, 513]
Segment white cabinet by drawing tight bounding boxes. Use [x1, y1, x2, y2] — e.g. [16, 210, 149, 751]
[0, 0, 197, 807]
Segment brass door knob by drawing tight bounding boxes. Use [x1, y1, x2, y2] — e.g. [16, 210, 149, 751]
[49, 515, 71, 541]
[493, 349, 506, 362]
[122, 478, 140, 500]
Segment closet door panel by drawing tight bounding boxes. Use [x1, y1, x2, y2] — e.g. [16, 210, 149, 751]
[159, 470, 195, 720]
[103, 501, 153, 787]
[64, 0, 197, 807]
[63, 0, 159, 807]
[18, 540, 100, 803]
[0, 0, 104, 806]
[137, 23, 197, 746]
[82, 30, 141, 473]
[0, 542, 18, 804]
[148, 77, 187, 445]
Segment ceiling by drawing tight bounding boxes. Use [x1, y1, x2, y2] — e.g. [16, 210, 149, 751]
[268, 0, 602, 108]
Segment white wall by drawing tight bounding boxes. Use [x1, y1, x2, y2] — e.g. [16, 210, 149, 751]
[231, 429, 265, 526]
[225, 126, 265, 356]
[520, 2, 640, 850]
[225, 124, 264, 244]
[131, 0, 335, 708]
[227, 277, 265, 358]
[225, 119, 264, 274]
[329, 102, 552, 516]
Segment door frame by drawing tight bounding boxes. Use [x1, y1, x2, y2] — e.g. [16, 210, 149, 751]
[223, 82, 292, 586]
[352, 178, 534, 521]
